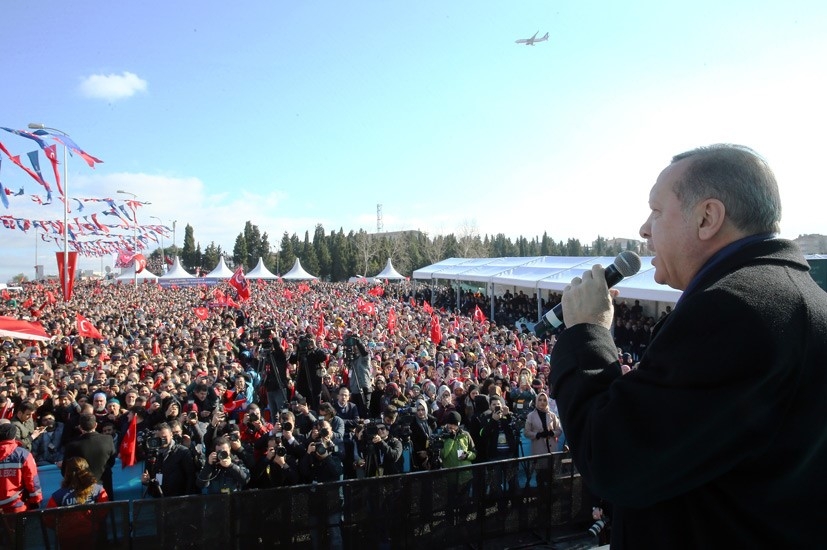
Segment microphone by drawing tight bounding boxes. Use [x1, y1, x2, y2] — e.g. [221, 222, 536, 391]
[533, 251, 642, 337]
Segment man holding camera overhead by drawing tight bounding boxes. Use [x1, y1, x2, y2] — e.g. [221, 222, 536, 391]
[140, 422, 196, 498]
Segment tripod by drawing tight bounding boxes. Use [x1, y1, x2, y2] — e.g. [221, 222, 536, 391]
[258, 345, 289, 421]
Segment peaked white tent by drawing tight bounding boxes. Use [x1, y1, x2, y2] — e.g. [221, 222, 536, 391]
[282, 258, 317, 280]
[246, 257, 278, 280]
[372, 258, 406, 280]
[159, 257, 194, 279]
[116, 264, 158, 281]
[204, 257, 234, 279]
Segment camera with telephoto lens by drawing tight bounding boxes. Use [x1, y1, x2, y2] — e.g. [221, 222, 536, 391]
[229, 432, 240, 442]
[588, 519, 607, 538]
[216, 449, 231, 461]
[281, 421, 293, 432]
[247, 411, 259, 423]
[275, 445, 287, 457]
[146, 436, 163, 450]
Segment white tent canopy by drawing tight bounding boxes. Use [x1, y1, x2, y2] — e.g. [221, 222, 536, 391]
[204, 257, 234, 279]
[282, 258, 317, 280]
[246, 257, 278, 280]
[116, 264, 158, 281]
[414, 255, 682, 304]
[372, 258, 406, 280]
[159, 257, 194, 279]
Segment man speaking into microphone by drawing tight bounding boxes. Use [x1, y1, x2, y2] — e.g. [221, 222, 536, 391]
[549, 144, 827, 548]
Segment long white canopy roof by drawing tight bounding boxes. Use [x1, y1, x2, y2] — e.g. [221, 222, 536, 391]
[413, 255, 683, 303]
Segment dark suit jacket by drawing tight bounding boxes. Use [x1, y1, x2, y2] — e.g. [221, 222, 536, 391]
[63, 431, 117, 496]
[550, 238, 827, 549]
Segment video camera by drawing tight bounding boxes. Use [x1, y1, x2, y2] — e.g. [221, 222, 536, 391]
[248, 324, 277, 349]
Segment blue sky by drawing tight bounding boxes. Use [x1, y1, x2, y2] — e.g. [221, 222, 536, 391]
[1, 1, 826, 282]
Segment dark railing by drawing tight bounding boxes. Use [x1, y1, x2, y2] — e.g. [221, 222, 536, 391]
[4, 453, 593, 549]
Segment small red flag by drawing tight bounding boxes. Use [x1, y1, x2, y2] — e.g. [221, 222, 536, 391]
[423, 301, 433, 314]
[473, 305, 487, 323]
[316, 315, 326, 339]
[76, 313, 103, 339]
[119, 413, 138, 468]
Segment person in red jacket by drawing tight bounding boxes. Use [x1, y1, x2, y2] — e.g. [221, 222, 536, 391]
[0, 421, 42, 545]
[0, 422, 42, 514]
[45, 456, 109, 548]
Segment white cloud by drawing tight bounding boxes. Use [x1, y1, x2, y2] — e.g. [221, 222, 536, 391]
[78, 72, 148, 101]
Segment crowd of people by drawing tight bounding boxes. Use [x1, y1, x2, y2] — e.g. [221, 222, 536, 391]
[0, 273, 657, 545]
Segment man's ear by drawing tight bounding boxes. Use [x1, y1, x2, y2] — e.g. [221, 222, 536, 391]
[696, 198, 726, 241]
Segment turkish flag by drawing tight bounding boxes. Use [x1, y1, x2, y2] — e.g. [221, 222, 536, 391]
[423, 301, 433, 314]
[430, 315, 442, 345]
[229, 266, 250, 301]
[473, 305, 487, 323]
[133, 254, 146, 274]
[119, 413, 138, 468]
[194, 307, 209, 320]
[76, 313, 103, 339]
[387, 307, 397, 333]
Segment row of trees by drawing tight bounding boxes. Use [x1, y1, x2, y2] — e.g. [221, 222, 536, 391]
[152, 221, 641, 282]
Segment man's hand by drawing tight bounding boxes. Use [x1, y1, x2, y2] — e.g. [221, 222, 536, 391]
[561, 264, 618, 330]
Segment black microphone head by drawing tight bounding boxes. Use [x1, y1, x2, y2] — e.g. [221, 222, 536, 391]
[613, 251, 642, 277]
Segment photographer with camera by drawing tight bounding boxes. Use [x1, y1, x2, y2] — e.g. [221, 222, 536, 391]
[255, 327, 290, 423]
[289, 334, 328, 411]
[289, 396, 317, 437]
[249, 434, 299, 489]
[340, 329, 372, 418]
[241, 404, 278, 461]
[32, 412, 64, 466]
[479, 396, 519, 517]
[196, 435, 250, 494]
[352, 419, 403, 478]
[439, 411, 476, 526]
[317, 402, 345, 443]
[140, 422, 196, 498]
[409, 399, 438, 471]
[299, 419, 344, 550]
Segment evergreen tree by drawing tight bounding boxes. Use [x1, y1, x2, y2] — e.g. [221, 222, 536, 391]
[203, 242, 222, 270]
[301, 230, 320, 276]
[278, 232, 296, 275]
[232, 233, 248, 269]
[313, 224, 332, 280]
[181, 224, 197, 271]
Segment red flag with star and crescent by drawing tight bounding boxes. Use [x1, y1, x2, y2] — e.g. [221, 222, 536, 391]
[76, 313, 103, 339]
[119, 413, 138, 468]
[229, 266, 250, 301]
[473, 305, 487, 323]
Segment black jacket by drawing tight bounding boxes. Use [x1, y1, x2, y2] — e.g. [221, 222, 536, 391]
[147, 443, 197, 497]
[550, 239, 827, 548]
[62, 431, 117, 496]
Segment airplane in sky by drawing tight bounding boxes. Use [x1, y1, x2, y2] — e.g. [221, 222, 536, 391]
[515, 31, 549, 46]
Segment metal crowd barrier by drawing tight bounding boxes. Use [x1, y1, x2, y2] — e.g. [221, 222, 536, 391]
[4, 452, 593, 549]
